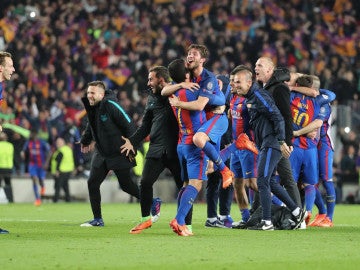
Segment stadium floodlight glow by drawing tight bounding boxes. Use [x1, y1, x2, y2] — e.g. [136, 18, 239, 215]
[344, 126, 351, 133]
[25, 5, 39, 20]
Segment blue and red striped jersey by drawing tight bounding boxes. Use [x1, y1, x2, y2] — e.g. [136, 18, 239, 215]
[22, 139, 50, 166]
[229, 94, 253, 140]
[172, 88, 206, 145]
[290, 92, 326, 149]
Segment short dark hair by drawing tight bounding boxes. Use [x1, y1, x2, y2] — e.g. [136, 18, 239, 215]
[168, 59, 188, 83]
[231, 65, 254, 80]
[231, 65, 253, 76]
[187, 44, 209, 60]
[296, 75, 313, 87]
[149, 66, 171, 83]
[87, 80, 106, 90]
[0, 51, 12, 66]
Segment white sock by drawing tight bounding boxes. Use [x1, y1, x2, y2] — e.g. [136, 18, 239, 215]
[263, 220, 272, 225]
[292, 207, 300, 216]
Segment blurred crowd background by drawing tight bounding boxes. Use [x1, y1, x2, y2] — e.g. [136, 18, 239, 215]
[0, 0, 360, 202]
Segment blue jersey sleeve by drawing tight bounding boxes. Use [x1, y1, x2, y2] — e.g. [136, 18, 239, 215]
[318, 89, 336, 105]
[199, 77, 225, 106]
[316, 105, 327, 121]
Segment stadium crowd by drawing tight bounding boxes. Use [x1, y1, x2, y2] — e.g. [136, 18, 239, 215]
[0, 0, 360, 205]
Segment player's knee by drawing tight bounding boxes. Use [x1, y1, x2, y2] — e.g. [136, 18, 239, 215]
[193, 132, 207, 148]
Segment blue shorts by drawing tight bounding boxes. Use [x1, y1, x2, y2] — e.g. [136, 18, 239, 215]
[197, 113, 228, 144]
[289, 147, 318, 185]
[230, 149, 257, 178]
[318, 144, 333, 181]
[177, 144, 208, 181]
[28, 165, 46, 179]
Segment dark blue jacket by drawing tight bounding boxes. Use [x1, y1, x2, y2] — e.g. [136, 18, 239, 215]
[244, 82, 285, 151]
[263, 68, 293, 146]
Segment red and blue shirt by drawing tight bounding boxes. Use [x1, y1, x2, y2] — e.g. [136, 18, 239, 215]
[290, 92, 326, 149]
[172, 88, 206, 145]
[22, 139, 50, 167]
[229, 94, 253, 140]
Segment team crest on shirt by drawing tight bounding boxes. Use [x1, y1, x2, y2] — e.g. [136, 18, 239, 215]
[100, 114, 108, 122]
[206, 82, 213, 90]
[320, 107, 326, 114]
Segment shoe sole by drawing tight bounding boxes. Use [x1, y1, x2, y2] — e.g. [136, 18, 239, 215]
[232, 225, 247, 229]
[170, 221, 190, 236]
[80, 224, 104, 227]
[247, 226, 274, 231]
[129, 228, 150, 234]
[232, 222, 247, 229]
[205, 224, 228, 229]
[129, 223, 152, 234]
[317, 224, 333, 228]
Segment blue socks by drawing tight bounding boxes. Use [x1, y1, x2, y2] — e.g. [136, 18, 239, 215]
[212, 143, 237, 171]
[33, 184, 40, 199]
[323, 181, 336, 221]
[241, 208, 250, 222]
[313, 181, 336, 221]
[177, 187, 186, 208]
[202, 141, 225, 171]
[176, 185, 198, 225]
[314, 185, 327, 214]
[220, 143, 237, 163]
[304, 185, 316, 212]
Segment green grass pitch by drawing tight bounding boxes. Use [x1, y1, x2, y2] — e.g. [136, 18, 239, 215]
[1, 202, 360, 269]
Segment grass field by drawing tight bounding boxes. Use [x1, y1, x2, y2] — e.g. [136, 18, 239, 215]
[1, 202, 360, 270]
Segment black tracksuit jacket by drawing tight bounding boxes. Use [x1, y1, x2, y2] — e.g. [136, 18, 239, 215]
[129, 92, 179, 159]
[80, 90, 136, 170]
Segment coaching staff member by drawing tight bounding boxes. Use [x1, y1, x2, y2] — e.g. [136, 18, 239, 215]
[79, 80, 140, 227]
[121, 66, 183, 234]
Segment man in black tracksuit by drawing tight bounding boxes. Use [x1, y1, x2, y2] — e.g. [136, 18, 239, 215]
[79, 80, 140, 227]
[232, 66, 305, 230]
[121, 66, 183, 234]
[255, 57, 302, 208]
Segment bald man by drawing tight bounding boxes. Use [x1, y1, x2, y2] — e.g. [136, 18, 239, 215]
[254, 57, 302, 210]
